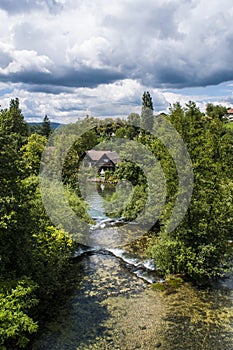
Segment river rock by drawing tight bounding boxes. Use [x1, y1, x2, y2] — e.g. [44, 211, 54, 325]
[139, 325, 147, 330]
[155, 341, 162, 348]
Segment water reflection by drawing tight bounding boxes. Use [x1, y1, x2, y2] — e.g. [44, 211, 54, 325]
[82, 182, 116, 222]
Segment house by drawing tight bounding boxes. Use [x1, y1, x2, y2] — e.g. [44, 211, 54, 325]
[84, 150, 120, 175]
[224, 108, 233, 122]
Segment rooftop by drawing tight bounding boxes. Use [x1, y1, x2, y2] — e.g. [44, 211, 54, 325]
[86, 150, 120, 163]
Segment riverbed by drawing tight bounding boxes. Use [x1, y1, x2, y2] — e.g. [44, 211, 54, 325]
[31, 183, 233, 350]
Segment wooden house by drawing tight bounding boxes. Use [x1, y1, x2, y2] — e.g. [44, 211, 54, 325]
[224, 108, 233, 122]
[84, 150, 120, 175]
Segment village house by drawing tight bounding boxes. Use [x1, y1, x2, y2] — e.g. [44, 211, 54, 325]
[224, 108, 233, 122]
[84, 150, 120, 176]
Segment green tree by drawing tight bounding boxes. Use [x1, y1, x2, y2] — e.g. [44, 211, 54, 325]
[127, 113, 141, 127]
[0, 107, 30, 276]
[0, 98, 29, 149]
[141, 91, 154, 131]
[20, 134, 47, 175]
[41, 115, 52, 138]
[0, 99, 77, 347]
[62, 127, 98, 188]
[206, 103, 227, 121]
[142, 91, 154, 111]
[148, 102, 233, 282]
[9, 98, 29, 138]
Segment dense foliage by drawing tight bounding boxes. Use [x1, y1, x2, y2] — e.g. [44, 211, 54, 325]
[0, 100, 86, 348]
[0, 94, 232, 347]
[148, 102, 233, 282]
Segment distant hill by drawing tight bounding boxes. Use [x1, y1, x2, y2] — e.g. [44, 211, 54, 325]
[28, 122, 62, 130]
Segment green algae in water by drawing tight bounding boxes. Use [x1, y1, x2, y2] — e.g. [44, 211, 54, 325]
[31, 252, 233, 350]
[31, 253, 154, 350]
[152, 276, 184, 293]
[160, 281, 233, 350]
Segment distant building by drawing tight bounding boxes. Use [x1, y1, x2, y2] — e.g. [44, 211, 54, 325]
[224, 108, 233, 122]
[84, 150, 120, 175]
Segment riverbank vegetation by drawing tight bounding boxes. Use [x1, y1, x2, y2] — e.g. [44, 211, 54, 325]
[0, 94, 232, 347]
[0, 99, 87, 348]
[147, 102, 233, 283]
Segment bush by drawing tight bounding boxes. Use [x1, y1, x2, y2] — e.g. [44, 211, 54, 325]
[0, 279, 38, 348]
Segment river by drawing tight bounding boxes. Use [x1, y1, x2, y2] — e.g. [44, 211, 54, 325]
[32, 183, 233, 350]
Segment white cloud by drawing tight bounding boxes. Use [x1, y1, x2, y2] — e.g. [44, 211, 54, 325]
[0, 0, 233, 122]
[0, 48, 52, 75]
[66, 36, 112, 69]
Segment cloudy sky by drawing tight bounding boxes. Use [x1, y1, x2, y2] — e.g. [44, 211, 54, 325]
[0, 0, 233, 123]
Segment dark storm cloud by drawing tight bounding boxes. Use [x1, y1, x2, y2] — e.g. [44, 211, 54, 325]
[100, 0, 233, 89]
[134, 35, 233, 88]
[26, 84, 73, 95]
[58, 105, 85, 112]
[1, 0, 233, 91]
[149, 65, 233, 89]
[199, 70, 233, 88]
[0, 67, 125, 89]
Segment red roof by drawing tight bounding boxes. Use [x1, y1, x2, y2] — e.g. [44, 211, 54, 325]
[227, 108, 233, 114]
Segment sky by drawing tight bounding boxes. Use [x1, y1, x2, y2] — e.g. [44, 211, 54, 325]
[0, 0, 233, 123]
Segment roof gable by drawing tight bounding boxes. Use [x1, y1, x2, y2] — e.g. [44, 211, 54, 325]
[227, 108, 233, 114]
[86, 150, 120, 163]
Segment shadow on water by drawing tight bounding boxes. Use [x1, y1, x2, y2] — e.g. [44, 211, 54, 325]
[31, 257, 109, 350]
[31, 252, 147, 350]
[34, 298, 109, 350]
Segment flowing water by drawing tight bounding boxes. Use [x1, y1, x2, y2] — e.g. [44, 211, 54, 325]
[32, 183, 233, 350]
